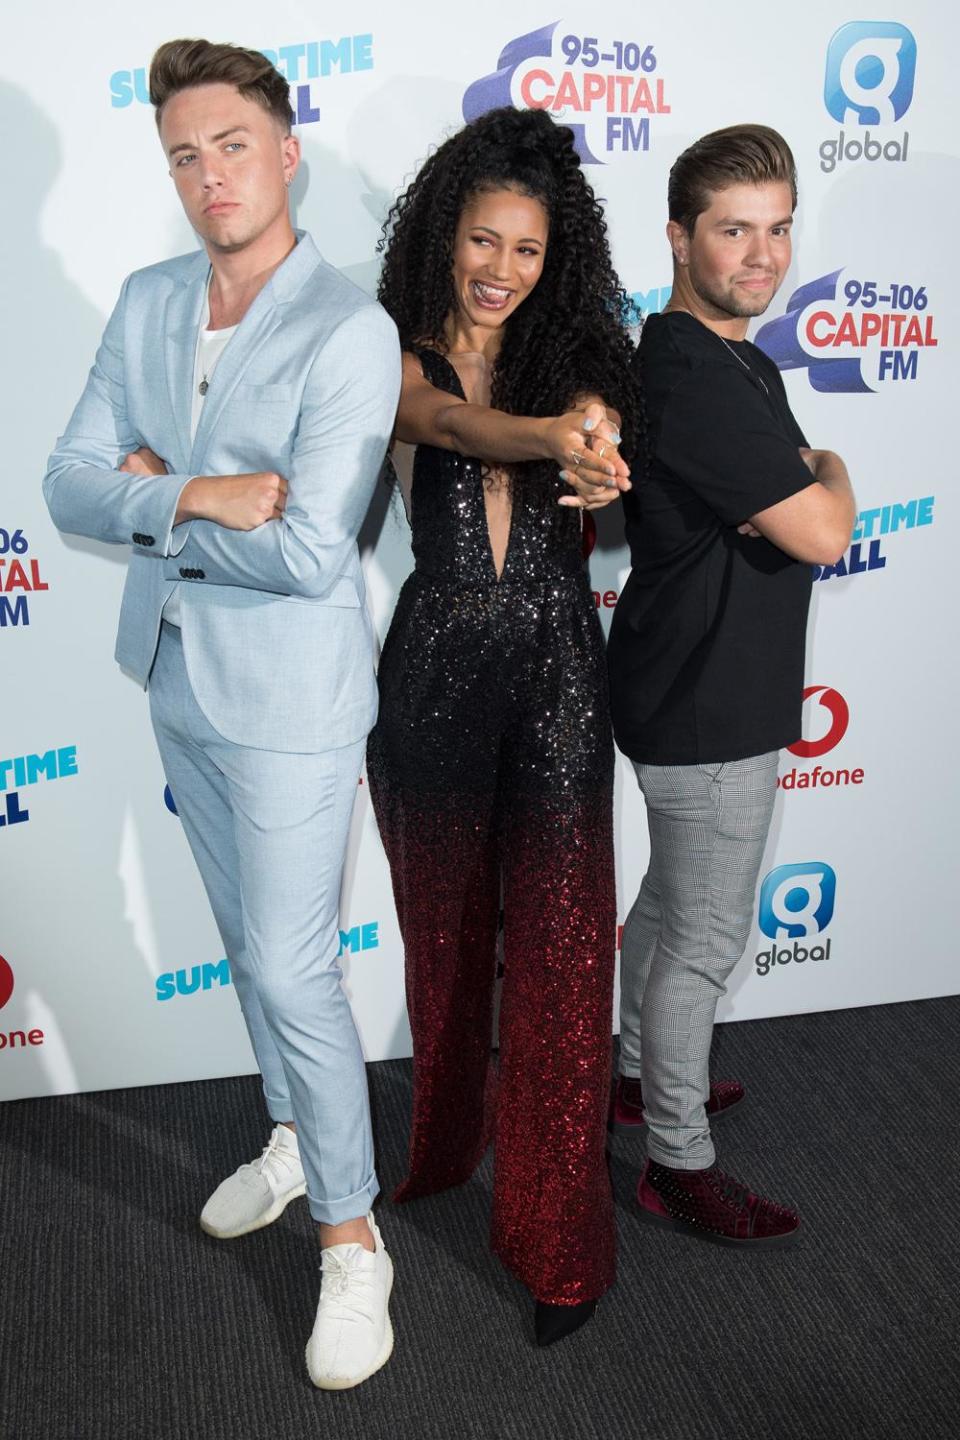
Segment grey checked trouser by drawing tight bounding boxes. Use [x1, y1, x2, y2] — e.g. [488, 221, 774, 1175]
[619, 752, 779, 1169]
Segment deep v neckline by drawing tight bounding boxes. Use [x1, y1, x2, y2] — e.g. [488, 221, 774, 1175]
[422, 349, 515, 584]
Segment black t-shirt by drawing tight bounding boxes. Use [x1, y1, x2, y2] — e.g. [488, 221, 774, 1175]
[608, 311, 815, 765]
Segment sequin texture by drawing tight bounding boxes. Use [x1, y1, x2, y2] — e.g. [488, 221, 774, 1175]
[367, 351, 616, 1304]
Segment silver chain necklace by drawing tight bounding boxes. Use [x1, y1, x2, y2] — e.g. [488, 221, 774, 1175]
[716, 333, 770, 397]
[665, 305, 772, 397]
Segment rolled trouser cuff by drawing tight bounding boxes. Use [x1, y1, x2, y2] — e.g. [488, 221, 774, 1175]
[307, 1174, 381, 1226]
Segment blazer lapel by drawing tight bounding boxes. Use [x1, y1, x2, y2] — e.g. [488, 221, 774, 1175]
[189, 297, 282, 468]
[163, 257, 208, 470]
[189, 232, 323, 468]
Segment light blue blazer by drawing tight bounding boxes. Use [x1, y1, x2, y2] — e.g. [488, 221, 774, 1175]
[44, 232, 401, 753]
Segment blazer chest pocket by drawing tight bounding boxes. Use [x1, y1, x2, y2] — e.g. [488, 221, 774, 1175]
[214, 383, 297, 466]
[229, 382, 295, 404]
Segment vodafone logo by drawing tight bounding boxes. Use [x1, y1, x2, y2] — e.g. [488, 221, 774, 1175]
[779, 685, 864, 793]
[788, 686, 849, 759]
[582, 512, 597, 559]
[582, 514, 621, 612]
[0, 953, 13, 1009]
[0, 951, 45, 1051]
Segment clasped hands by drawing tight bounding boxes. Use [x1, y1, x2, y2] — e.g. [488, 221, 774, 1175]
[548, 402, 631, 511]
[120, 447, 287, 531]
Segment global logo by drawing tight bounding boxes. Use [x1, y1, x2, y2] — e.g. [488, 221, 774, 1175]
[788, 686, 849, 759]
[464, 21, 670, 163]
[755, 862, 837, 976]
[824, 21, 917, 124]
[819, 22, 915, 174]
[755, 270, 938, 392]
[0, 953, 13, 1010]
[759, 862, 837, 940]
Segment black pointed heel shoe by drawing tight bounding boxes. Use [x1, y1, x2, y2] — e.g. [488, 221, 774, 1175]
[534, 1298, 597, 1347]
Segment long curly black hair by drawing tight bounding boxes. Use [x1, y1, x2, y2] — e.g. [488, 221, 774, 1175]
[378, 106, 639, 502]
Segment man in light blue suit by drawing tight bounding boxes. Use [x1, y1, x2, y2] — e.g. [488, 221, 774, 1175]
[43, 39, 401, 1391]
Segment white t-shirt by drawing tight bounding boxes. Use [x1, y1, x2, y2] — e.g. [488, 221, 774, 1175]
[162, 284, 238, 626]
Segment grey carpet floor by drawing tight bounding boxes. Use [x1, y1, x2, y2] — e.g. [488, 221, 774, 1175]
[2, 997, 960, 1440]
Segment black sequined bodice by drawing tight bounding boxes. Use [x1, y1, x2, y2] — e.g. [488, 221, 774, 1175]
[409, 349, 584, 587]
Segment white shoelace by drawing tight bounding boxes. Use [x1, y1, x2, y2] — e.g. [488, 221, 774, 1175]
[248, 1130, 300, 1182]
[319, 1249, 379, 1325]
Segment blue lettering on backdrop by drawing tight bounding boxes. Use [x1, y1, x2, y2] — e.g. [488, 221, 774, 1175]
[156, 959, 233, 1002]
[630, 285, 672, 316]
[111, 36, 374, 123]
[109, 68, 151, 108]
[812, 496, 935, 582]
[338, 922, 380, 956]
[0, 746, 78, 791]
[0, 596, 29, 627]
[0, 746, 77, 832]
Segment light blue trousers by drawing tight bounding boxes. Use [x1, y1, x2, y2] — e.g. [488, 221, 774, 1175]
[149, 622, 379, 1224]
[619, 752, 779, 1169]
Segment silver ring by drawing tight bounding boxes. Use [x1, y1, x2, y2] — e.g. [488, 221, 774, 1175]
[571, 450, 583, 467]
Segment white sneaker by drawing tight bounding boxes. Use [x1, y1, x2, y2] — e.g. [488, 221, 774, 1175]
[306, 1213, 394, 1390]
[199, 1125, 306, 1239]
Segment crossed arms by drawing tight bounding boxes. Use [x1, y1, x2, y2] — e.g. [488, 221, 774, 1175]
[43, 282, 401, 600]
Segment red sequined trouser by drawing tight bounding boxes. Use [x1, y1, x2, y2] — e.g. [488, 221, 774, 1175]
[367, 572, 616, 1304]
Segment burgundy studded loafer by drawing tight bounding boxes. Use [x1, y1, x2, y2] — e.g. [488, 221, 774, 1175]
[611, 1076, 745, 1127]
[636, 1159, 801, 1248]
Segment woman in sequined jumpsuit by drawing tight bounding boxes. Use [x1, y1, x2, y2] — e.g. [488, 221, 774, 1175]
[367, 108, 637, 1344]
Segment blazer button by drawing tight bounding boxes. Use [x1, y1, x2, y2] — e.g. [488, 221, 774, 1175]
[195, 570, 206, 580]
[179, 567, 189, 578]
[132, 533, 142, 544]
[143, 536, 155, 547]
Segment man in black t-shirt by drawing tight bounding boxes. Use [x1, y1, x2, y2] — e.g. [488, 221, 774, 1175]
[606, 126, 855, 1246]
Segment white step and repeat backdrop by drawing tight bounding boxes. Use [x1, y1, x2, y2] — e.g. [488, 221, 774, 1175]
[1, 2, 955, 1101]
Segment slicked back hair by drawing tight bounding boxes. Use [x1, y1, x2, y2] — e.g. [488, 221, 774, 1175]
[668, 124, 797, 235]
[149, 38, 294, 132]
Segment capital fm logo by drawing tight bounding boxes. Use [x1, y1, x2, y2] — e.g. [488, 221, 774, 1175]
[1, 526, 50, 630]
[755, 269, 937, 394]
[463, 20, 670, 163]
[755, 862, 837, 977]
[820, 22, 916, 174]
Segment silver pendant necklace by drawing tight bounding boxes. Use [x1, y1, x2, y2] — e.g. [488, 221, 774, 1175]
[664, 305, 771, 397]
[716, 333, 770, 397]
